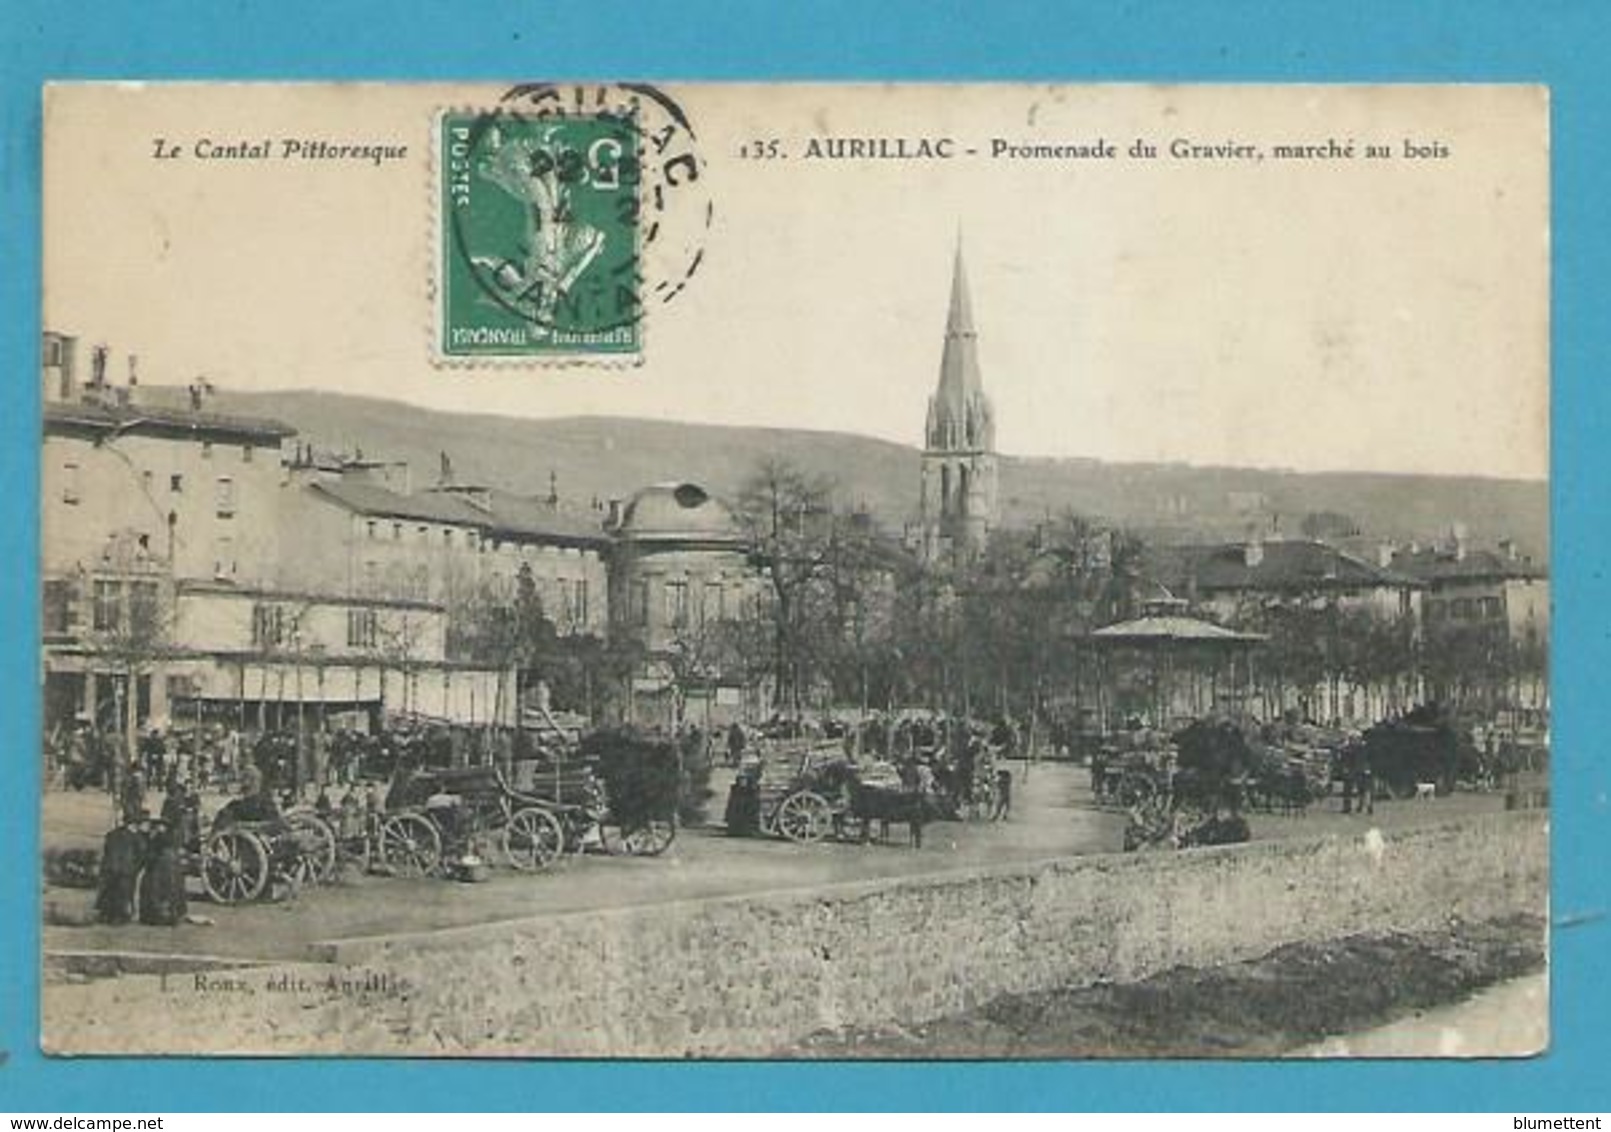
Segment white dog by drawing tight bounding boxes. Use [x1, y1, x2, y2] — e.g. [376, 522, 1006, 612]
[1413, 782, 1437, 801]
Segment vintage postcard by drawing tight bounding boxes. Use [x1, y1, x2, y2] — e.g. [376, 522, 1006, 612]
[38, 83, 1548, 1057]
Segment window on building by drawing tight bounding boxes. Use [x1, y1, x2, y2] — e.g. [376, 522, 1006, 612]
[703, 581, 725, 624]
[573, 579, 588, 625]
[1426, 599, 1446, 622]
[1451, 598, 1474, 620]
[43, 579, 74, 635]
[92, 580, 122, 633]
[347, 608, 378, 649]
[633, 580, 650, 626]
[128, 580, 160, 632]
[444, 529, 455, 547]
[142, 470, 154, 495]
[165, 674, 197, 705]
[213, 536, 235, 578]
[1481, 596, 1504, 619]
[215, 476, 236, 518]
[44, 337, 63, 366]
[201, 442, 213, 460]
[242, 444, 254, 463]
[666, 580, 689, 629]
[61, 462, 80, 505]
[417, 525, 428, 539]
[251, 603, 285, 648]
[366, 520, 378, 540]
[363, 560, 378, 592]
[170, 473, 183, 493]
[413, 565, 430, 601]
[392, 522, 403, 541]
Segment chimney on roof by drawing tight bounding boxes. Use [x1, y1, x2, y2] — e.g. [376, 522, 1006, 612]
[1450, 522, 1469, 562]
[1499, 538, 1518, 561]
[42, 333, 78, 403]
[548, 469, 559, 506]
[124, 354, 141, 406]
[188, 377, 213, 411]
[438, 451, 453, 487]
[1243, 530, 1264, 569]
[606, 498, 623, 529]
[90, 344, 108, 389]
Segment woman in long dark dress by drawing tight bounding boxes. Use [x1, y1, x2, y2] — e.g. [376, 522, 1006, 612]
[95, 823, 145, 924]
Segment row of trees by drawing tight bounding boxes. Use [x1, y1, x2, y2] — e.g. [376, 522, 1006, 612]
[426, 458, 1551, 732]
[690, 458, 1547, 730]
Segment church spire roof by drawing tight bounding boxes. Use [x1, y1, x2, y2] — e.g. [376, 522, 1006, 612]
[945, 238, 976, 343]
[927, 238, 994, 452]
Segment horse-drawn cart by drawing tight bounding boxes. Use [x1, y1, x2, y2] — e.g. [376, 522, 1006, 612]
[199, 812, 337, 903]
[724, 743, 931, 844]
[378, 765, 572, 877]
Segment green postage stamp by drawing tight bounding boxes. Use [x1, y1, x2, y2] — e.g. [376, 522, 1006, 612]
[437, 85, 712, 362]
[439, 109, 643, 359]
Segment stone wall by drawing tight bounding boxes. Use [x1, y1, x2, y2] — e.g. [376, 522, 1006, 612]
[43, 811, 1547, 1056]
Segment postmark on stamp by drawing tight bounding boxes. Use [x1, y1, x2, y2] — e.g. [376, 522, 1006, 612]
[437, 83, 711, 363]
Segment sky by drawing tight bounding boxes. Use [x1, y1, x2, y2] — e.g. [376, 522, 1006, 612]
[42, 83, 1548, 479]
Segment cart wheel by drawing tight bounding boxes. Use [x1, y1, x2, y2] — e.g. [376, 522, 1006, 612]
[287, 811, 338, 883]
[503, 806, 566, 871]
[378, 812, 441, 878]
[621, 817, 677, 857]
[201, 828, 270, 904]
[776, 791, 833, 843]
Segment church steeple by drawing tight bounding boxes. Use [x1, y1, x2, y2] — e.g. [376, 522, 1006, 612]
[919, 238, 999, 566]
[926, 240, 995, 453]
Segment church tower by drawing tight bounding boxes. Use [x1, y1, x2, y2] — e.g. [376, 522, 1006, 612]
[920, 241, 998, 566]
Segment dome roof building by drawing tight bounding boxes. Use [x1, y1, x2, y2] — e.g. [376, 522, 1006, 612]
[612, 482, 746, 545]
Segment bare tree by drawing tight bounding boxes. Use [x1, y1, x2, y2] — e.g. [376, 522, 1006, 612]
[734, 458, 838, 718]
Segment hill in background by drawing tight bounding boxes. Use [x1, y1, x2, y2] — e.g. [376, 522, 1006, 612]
[183, 387, 1547, 560]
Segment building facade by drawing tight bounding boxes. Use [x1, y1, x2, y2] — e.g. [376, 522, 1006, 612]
[39, 336, 517, 736]
[607, 482, 762, 727]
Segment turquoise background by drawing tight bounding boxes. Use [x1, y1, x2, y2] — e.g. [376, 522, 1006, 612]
[1, 0, 1606, 1112]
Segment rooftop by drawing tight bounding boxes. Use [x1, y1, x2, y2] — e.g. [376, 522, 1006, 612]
[1148, 538, 1420, 594]
[1391, 545, 1546, 583]
[309, 478, 610, 545]
[614, 482, 745, 543]
[1091, 615, 1266, 644]
[44, 399, 296, 443]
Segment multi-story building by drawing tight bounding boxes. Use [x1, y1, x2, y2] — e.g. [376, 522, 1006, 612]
[276, 456, 611, 638]
[1392, 537, 1548, 645]
[1148, 536, 1423, 626]
[40, 334, 513, 737]
[607, 481, 761, 727]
